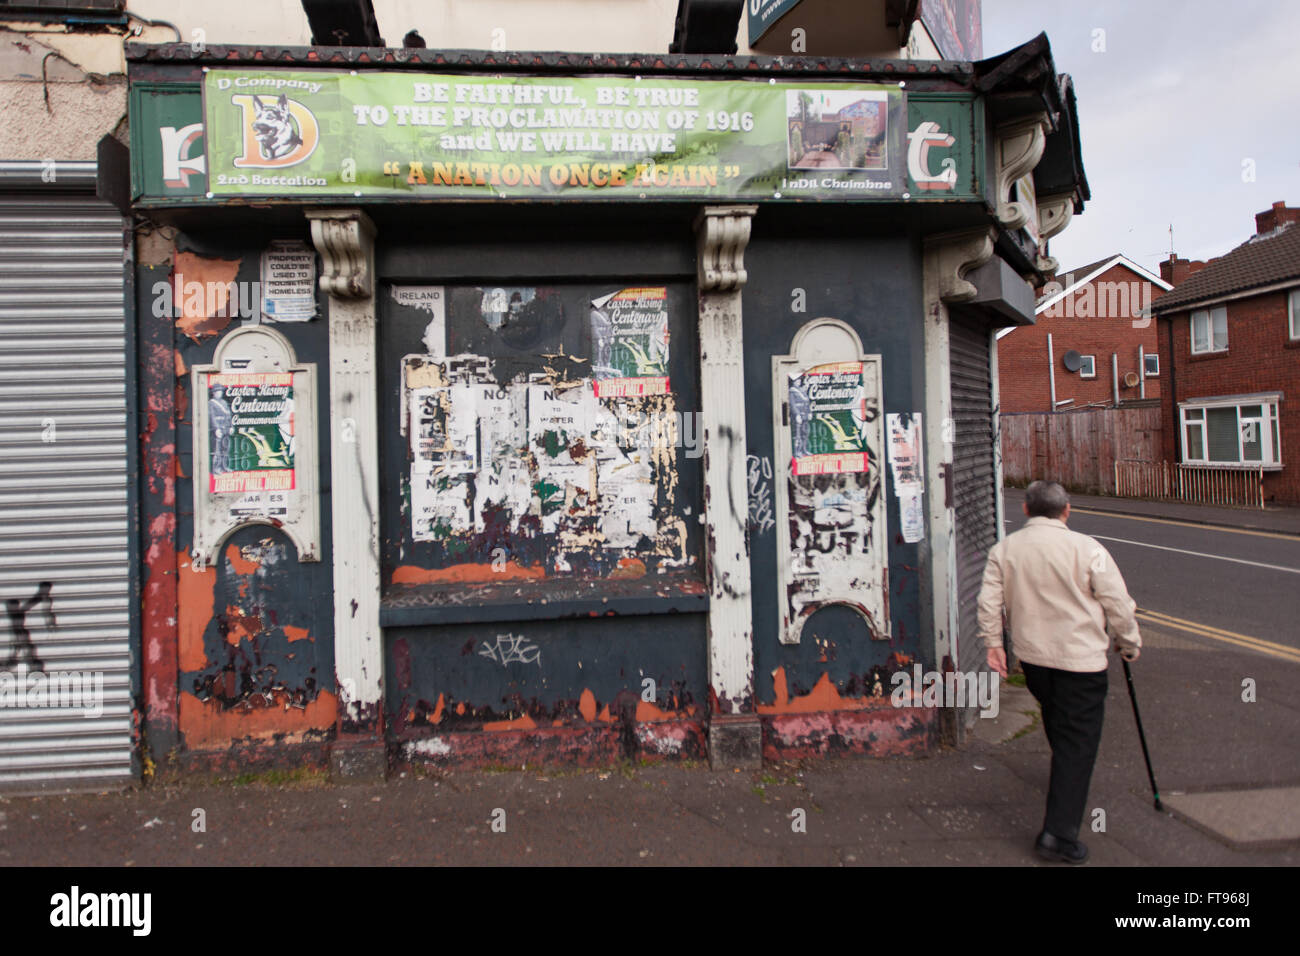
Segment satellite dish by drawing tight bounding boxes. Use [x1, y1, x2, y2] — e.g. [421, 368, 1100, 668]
[1062, 350, 1083, 372]
[1124, 371, 1140, 388]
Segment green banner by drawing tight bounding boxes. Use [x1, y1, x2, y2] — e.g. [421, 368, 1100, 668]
[203, 69, 908, 201]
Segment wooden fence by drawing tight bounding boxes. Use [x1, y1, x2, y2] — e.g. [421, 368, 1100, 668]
[1114, 460, 1265, 509]
[1000, 405, 1162, 495]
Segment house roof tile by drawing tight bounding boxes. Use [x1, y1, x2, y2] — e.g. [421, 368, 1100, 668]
[1152, 222, 1300, 313]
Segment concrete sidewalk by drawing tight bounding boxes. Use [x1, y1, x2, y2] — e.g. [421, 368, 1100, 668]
[2, 620, 1297, 866]
[1003, 486, 1300, 535]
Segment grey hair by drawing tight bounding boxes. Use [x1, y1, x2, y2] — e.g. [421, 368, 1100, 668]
[1025, 480, 1070, 519]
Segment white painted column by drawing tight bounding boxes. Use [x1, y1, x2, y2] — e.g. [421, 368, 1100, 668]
[306, 209, 384, 776]
[694, 205, 761, 769]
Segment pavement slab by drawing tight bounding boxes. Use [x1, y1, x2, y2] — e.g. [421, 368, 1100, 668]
[1162, 787, 1300, 847]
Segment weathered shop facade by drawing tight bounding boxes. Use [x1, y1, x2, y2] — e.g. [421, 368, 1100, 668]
[122, 35, 1085, 776]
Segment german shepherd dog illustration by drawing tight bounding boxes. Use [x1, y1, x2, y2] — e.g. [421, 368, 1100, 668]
[251, 93, 303, 161]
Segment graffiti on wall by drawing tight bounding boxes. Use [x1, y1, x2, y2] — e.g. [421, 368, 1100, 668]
[1, 581, 53, 672]
[746, 454, 775, 535]
[477, 633, 541, 666]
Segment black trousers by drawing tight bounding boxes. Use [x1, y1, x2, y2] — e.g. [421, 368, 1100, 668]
[1021, 660, 1109, 842]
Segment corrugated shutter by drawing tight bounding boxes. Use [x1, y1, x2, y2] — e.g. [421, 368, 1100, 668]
[949, 314, 997, 679]
[0, 193, 134, 792]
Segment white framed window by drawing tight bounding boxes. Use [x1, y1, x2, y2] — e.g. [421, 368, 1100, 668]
[1180, 396, 1281, 467]
[1191, 306, 1228, 353]
[1078, 354, 1096, 378]
[1144, 352, 1159, 377]
[1289, 287, 1300, 340]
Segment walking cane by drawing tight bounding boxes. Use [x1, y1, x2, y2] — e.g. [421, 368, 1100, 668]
[1122, 658, 1164, 811]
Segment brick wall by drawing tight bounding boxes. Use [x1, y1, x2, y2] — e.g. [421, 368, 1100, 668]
[1159, 288, 1300, 505]
[998, 263, 1163, 413]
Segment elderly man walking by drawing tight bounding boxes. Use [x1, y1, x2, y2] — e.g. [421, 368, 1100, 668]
[978, 480, 1141, 864]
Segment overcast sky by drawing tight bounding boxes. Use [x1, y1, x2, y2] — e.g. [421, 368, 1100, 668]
[983, 0, 1300, 278]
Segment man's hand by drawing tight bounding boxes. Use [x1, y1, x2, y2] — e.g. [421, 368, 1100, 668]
[1118, 645, 1140, 662]
[986, 647, 1007, 678]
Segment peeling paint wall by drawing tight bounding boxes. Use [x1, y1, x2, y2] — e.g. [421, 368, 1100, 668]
[139, 235, 336, 762]
[742, 233, 930, 748]
[386, 614, 708, 765]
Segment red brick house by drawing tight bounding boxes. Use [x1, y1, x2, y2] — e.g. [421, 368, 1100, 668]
[1152, 201, 1300, 505]
[998, 255, 1171, 412]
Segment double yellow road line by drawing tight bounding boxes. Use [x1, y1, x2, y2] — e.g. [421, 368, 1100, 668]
[1137, 608, 1300, 663]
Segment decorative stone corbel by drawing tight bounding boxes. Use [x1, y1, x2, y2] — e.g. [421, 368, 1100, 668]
[307, 208, 375, 299]
[695, 205, 757, 292]
[1037, 192, 1074, 242]
[994, 116, 1049, 233]
[931, 227, 997, 304]
[1033, 191, 1076, 278]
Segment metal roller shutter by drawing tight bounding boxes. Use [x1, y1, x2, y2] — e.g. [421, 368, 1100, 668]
[949, 313, 998, 680]
[0, 192, 134, 792]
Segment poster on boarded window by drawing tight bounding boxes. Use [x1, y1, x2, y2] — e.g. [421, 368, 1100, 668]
[590, 287, 670, 397]
[207, 372, 296, 494]
[788, 361, 872, 476]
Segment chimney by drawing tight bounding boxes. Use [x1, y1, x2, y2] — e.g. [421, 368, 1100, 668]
[1160, 255, 1205, 286]
[1255, 201, 1300, 235]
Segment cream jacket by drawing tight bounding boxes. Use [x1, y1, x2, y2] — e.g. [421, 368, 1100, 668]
[977, 516, 1141, 673]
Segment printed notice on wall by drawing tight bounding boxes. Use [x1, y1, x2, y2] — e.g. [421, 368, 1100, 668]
[788, 362, 873, 476]
[206, 371, 296, 517]
[899, 490, 925, 543]
[260, 240, 317, 322]
[591, 287, 670, 398]
[885, 412, 924, 491]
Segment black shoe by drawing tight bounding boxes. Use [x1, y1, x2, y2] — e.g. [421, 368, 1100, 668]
[1035, 830, 1088, 864]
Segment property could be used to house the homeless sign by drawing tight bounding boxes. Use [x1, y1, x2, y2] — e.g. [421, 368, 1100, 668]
[202, 70, 905, 201]
[206, 372, 296, 494]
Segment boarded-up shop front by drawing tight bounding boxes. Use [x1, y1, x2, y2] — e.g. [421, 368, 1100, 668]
[124, 35, 1085, 773]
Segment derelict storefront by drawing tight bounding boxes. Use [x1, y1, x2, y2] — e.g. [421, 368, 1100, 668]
[124, 38, 1083, 773]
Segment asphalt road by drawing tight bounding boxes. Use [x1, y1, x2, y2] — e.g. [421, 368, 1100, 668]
[1004, 506, 1300, 660]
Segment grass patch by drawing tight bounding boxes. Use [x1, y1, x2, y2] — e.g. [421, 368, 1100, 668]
[222, 766, 329, 789]
[1005, 673, 1027, 687]
[1009, 710, 1041, 741]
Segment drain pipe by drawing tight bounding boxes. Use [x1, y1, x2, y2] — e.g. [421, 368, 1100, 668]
[1047, 332, 1057, 412]
[1112, 353, 1119, 407]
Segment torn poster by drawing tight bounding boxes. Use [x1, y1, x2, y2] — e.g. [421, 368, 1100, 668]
[885, 412, 924, 492]
[391, 286, 446, 357]
[788, 361, 873, 475]
[403, 353, 685, 566]
[591, 287, 670, 398]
